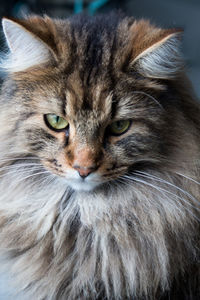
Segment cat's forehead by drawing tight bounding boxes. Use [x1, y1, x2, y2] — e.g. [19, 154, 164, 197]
[6, 12, 182, 122]
[64, 77, 113, 124]
[54, 14, 133, 84]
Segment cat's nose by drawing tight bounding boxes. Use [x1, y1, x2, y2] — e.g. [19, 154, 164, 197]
[73, 165, 97, 178]
[71, 146, 101, 178]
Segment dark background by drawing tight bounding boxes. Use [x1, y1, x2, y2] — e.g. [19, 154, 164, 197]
[0, 0, 200, 97]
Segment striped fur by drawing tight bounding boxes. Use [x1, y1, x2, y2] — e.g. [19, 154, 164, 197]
[0, 12, 200, 299]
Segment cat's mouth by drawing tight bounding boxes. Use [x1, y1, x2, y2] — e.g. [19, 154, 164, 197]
[43, 159, 129, 192]
[63, 165, 132, 192]
[42, 159, 105, 191]
[64, 171, 104, 192]
[66, 177, 101, 192]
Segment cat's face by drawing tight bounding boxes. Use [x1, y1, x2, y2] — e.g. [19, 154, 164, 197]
[14, 72, 164, 192]
[1, 14, 182, 192]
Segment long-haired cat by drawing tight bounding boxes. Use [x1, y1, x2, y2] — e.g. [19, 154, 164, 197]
[0, 12, 200, 300]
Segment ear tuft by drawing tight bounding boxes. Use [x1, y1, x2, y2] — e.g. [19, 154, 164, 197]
[129, 21, 183, 79]
[135, 32, 183, 79]
[1, 18, 52, 72]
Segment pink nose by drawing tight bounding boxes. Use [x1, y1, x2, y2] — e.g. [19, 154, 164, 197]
[71, 146, 101, 178]
[73, 165, 97, 178]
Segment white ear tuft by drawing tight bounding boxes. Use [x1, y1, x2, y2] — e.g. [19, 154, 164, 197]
[133, 33, 183, 79]
[1, 18, 51, 72]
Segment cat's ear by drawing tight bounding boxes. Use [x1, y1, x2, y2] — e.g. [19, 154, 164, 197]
[2, 18, 53, 72]
[130, 22, 183, 79]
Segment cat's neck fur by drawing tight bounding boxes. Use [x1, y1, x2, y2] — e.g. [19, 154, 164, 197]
[0, 158, 199, 299]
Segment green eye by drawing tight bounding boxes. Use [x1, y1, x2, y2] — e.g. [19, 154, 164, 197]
[44, 114, 69, 131]
[109, 120, 131, 136]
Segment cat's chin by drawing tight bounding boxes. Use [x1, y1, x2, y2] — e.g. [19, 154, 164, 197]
[63, 172, 103, 192]
[66, 179, 101, 192]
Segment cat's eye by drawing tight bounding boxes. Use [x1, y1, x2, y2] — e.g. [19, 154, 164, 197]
[44, 114, 69, 131]
[109, 120, 131, 136]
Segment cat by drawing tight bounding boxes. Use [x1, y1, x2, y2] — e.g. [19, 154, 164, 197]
[0, 11, 200, 300]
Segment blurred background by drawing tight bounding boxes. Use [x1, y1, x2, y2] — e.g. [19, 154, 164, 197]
[0, 0, 200, 96]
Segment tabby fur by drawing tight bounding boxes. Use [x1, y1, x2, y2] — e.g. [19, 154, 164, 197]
[0, 12, 200, 299]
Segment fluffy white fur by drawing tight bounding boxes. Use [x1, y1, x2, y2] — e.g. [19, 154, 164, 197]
[134, 33, 183, 78]
[2, 19, 51, 72]
[0, 148, 198, 299]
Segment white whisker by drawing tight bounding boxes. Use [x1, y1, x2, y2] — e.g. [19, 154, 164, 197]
[121, 173, 200, 222]
[22, 173, 57, 190]
[135, 171, 200, 207]
[0, 157, 40, 164]
[132, 91, 164, 109]
[14, 170, 51, 183]
[175, 172, 200, 186]
[0, 163, 42, 172]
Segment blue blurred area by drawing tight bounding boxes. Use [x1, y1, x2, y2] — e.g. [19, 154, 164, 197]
[74, 0, 110, 15]
[1, 0, 117, 18]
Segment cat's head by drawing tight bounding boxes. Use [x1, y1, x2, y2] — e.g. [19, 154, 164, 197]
[0, 13, 183, 192]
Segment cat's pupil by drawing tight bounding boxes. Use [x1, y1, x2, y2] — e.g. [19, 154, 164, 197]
[116, 121, 124, 129]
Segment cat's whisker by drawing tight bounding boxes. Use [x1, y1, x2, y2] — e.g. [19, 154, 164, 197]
[0, 157, 40, 164]
[0, 166, 44, 175]
[175, 172, 200, 186]
[117, 176, 170, 209]
[0, 171, 50, 184]
[124, 173, 188, 204]
[134, 171, 200, 207]
[12, 170, 51, 183]
[0, 163, 43, 171]
[0, 165, 44, 173]
[122, 173, 187, 207]
[132, 91, 164, 110]
[23, 174, 57, 190]
[121, 174, 200, 222]
[0, 154, 39, 159]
